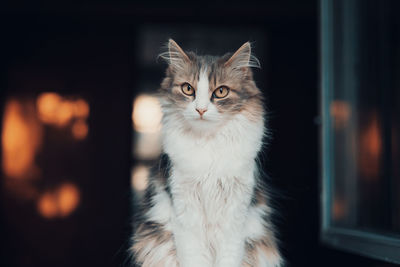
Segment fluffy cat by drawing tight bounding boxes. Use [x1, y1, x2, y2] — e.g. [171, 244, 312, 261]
[130, 39, 283, 267]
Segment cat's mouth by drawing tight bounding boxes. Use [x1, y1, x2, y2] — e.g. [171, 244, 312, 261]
[188, 115, 210, 123]
[184, 113, 219, 125]
[195, 116, 210, 122]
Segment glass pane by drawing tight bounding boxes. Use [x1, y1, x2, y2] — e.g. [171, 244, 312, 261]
[328, 0, 400, 235]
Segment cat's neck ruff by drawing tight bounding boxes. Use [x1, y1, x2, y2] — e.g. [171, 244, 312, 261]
[162, 113, 265, 179]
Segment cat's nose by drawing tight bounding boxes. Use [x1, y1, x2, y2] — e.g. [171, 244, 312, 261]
[196, 108, 207, 116]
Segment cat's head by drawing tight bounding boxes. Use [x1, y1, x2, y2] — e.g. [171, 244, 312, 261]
[159, 39, 264, 134]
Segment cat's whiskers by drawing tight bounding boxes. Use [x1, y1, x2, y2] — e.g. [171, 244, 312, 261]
[132, 39, 283, 267]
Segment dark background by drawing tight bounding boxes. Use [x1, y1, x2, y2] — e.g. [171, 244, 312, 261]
[0, 1, 395, 266]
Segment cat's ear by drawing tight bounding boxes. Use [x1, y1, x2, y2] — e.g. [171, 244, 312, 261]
[159, 39, 190, 71]
[224, 42, 260, 70]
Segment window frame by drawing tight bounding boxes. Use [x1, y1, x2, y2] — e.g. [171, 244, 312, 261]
[320, 0, 400, 264]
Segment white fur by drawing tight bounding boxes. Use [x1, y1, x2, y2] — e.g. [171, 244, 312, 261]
[245, 205, 269, 240]
[165, 114, 263, 267]
[146, 182, 174, 231]
[195, 68, 210, 111]
[148, 94, 269, 267]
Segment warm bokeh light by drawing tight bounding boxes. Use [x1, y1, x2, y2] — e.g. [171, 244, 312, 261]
[2, 100, 42, 179]
[131, 165, 149, 192]
[73, 99, 90, 119]
[36, 93, 62, 124]
[332, 197, 347, 221]
[134, 131, 162, 160]
[72, 119, 89, 140]
[132, 94, 162, 133]
[37, 92, 89, 127]
[3, 96, 84, 218]
[37, 183, 80, 219]
[58, 183, 80, 217]
[359, 112, 382, 181]
[37, 192, 58, 219]
[330, 101, 351, 129]
[56, 101, 74, 126]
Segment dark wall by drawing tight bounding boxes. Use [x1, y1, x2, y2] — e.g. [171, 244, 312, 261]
[0, 1, 395, 266]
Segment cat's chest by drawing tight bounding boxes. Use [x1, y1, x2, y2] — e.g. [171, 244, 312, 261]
[163, 116, 264, 178]
[166, 133, 253, 177]
[171, 170, 254, 227]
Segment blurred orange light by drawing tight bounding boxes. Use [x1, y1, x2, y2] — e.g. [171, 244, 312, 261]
[132, 95, 162, 133]
[2, 100, 42, 179]
[56, 102, 74, 126]
[37, 93, 89, 127]
[37, 93, 62, 124]
[72, 119, 89, 140]
[58, 183, 80, 217]
[359, 113, 382, 181]
[73, 99, 90, 119]
[37, 192, 58, 219]
[330, 101, 351, 129]
[332, 197, 347, 220]
[37, 183, 80, 219]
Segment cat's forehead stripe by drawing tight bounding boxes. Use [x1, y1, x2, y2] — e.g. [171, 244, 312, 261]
[197, 67, 209, 90]
[195, 67, 210, 108]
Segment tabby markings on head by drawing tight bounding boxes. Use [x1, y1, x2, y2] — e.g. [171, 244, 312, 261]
[159, 39, 264, 135]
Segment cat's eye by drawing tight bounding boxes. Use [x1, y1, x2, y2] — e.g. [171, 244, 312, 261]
[181, 83, 195, 96]
[213, 86, 230, 99]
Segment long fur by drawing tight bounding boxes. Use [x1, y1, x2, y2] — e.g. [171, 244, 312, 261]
[130, 39, 283, 267]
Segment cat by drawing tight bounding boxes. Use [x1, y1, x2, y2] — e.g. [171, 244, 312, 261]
[130, 39, 283, 267]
